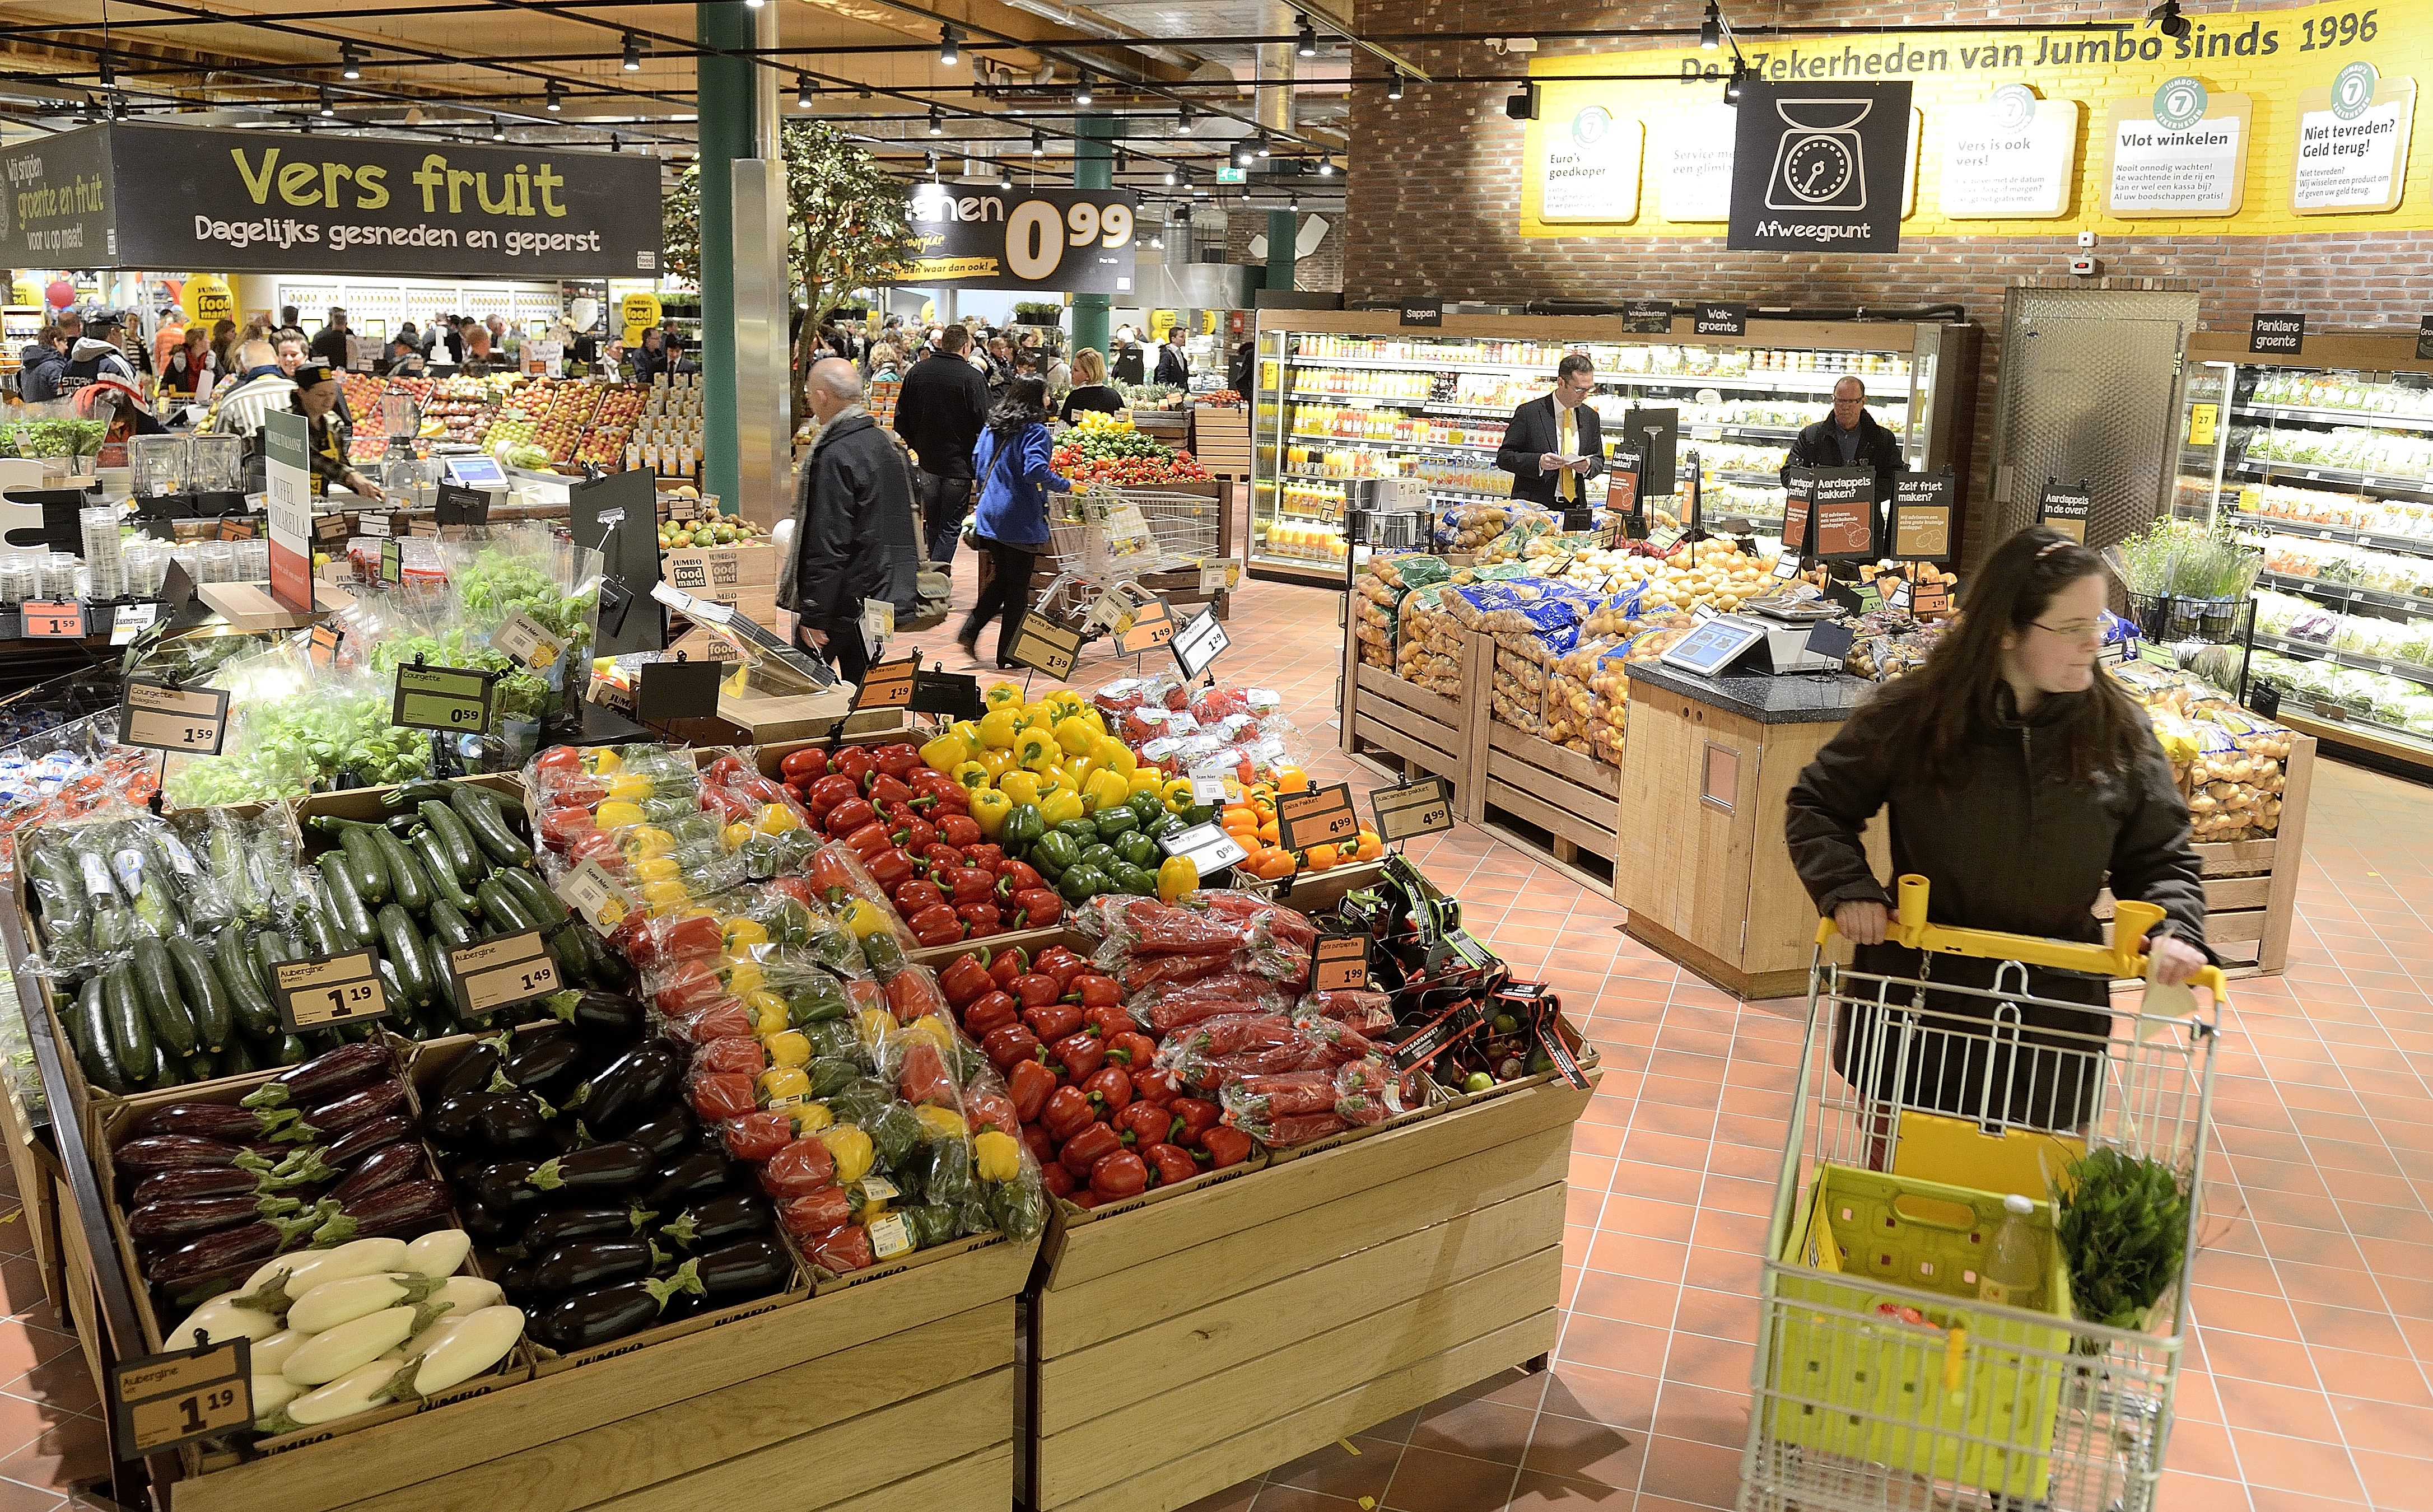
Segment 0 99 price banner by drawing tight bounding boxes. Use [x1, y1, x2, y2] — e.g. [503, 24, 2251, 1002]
[900, 186, 1140, 295]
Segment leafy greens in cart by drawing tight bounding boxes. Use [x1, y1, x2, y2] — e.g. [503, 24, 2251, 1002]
[2049, 1146, 2190, 1332]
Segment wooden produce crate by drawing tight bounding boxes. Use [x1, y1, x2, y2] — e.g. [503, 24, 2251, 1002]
[2094, 731, 2316, 977]
[1475, 722, 1623, 890]
[1020, 1066, 1595, 1511]
[1337, 611, 1486, 805]
[1190, 405, 1253, 483]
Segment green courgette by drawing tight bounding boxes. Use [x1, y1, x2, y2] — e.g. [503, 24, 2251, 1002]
[493, 867, 570, 929]
[417, 801, 482, 884]
[411, 827, 478, 913]
[337, 827, 390, 905]
[146, 1040, 188, 1089]
[216, 926, 279, 1040]
[69, 978, 130, 1094]
[315, 852, 377, 951]
[425, 895, 477, 954]
[187, 1049, 221, 1082]
[376, 904, 432, 1007]
[450, 784, 533, 869]
[220, 1035, 259, 1075]
[370, 828, 429, 914]
[253, 932, 299, 1002]
[428, 932, 462, 1020]
[130, 937, 198, 1059]
[166, 937, 232, 1053]
[474, 878, 537, 935]
[385, 778, 461, 810]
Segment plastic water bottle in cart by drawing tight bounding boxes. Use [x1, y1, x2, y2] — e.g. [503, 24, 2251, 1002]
[1979, 1192, 2042, 1308]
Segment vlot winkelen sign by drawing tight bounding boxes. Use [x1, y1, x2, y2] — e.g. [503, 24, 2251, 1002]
[0, 123, 661, 278]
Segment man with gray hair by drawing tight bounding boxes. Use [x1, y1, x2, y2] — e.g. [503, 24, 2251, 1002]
[781, 357, 919, 687]
[209, 339, 302, 490]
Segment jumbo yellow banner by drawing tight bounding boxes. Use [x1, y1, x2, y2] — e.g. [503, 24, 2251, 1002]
[1522, 0, 2427, 239]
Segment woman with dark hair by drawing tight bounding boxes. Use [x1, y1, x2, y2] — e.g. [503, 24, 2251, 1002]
[1785, 525, 2212, 1131]
[957, 376, 1069, 667]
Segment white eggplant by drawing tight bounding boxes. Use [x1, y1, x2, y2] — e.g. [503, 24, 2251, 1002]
[267, 1357, 399, 1432]
[403, 1305, 524, 1396]
[430, 1276, 502, 1318]
[402, 1315, 463, 1360]
[283, 1307, 421, 1385]
[402, 1230, 472, 1279]
[162, 1298, 280, 1351]
[249, 1329, 309, 1376]
[235, 1238, 410, 1315]
[287, 1273, 444, 1336]
[250, 1375, 300, 1420]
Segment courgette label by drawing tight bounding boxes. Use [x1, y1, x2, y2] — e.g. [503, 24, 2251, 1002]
[120, 680, 230, 757]
[449, 930, 561, 1019]
[271, 949, 390, 1033]
[393, 664, 499, 734]
[113, 1337, 252, 1458]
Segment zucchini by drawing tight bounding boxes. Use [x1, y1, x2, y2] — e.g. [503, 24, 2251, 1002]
[187, 1049, 222, 1083]
[425, 895, 477, 954]
[211, 824, 263, 924]
[544, 927, 588, 991]
[166, 937, 232, 1053]
[254, 932, 299, 1002]
[493, 867, 570, 930]
[30, 846, 88, 951]
[417, 801, 482, 885]
[220, 1035, 259, 1075]
[292, 880, 338, 959]
[428, 932, 463, 1021]
[385, 779, 462, 810]
[371, 828, 430, 915]
[147, 1040, 189, 1089]
[267, 1033, 311, 1066]
[216, 926, 279, 1040]
[411, 827, 478, 913]
[102, 964, 153, 1082]
[337, 828, 390, 906]
[315, 852, 377, 951]
[450, 785, 533, 869]
[473, 879, 537, 936]
[69, 977, 131, 1094]
[130, 937, 199, 1059]
[377, 905, 433, 1007]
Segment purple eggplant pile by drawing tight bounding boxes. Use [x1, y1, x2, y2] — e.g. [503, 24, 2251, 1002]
[114, 1043, 455, 1303]
[423, 992, 795, 1353]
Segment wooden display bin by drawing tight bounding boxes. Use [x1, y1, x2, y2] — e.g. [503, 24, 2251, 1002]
[1019, 1064, 1595, 1511]
[1474, 722, 1623, 887]
[1337, 613, 1486, 804]
[2095, 731, 2316, 977]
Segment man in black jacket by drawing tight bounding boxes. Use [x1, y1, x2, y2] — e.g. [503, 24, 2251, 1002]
[1493, 353, 1605, 526]
[1779, 376, 1905, 503]
[784, 358, 919, 688]
[309, 308, 351, 371]
[893, 323, 992, 567]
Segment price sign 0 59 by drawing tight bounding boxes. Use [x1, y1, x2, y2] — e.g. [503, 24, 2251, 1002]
[113, 1338, 252, 1458]
[120, 679, 230, 756]
[393, 664, 500, 734]
[271, 949, 390, 1034]
[22, 601, 83, 638]
[1371, 776, 1456, 843]
[1275, 782, 1360, 852]
[449, 929, 562, 1019]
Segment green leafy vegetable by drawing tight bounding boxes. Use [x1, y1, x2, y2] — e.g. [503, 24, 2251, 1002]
[2049, 1146, 2189, 1332]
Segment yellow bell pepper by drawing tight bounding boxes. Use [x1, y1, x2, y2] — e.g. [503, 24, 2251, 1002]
[819, 1124, 875, 1185]
[1014, 729, 1059, 772]
[1020, 703, 1058, 732]
[1160, 777, 1196, 814]
[1052, 715, 1099, 757]
[723, 959, 767, 995]
[742, 987, 789, 1026]
[1041, 690, 1088, 721]
[753, 803, 801, 836]
[637, 879, 689, 908]
[973, 1130, 1022, 1183]
[791, 1101, 834, 1134]
[950, 759, 992, 793]
[1064, 756, 1096, 793]
[593, 800, 646, 831]
[1084, 769, 1131, 815]
[920, 731, 972, 773]
[1090, 736, 1136, 776]
[855, 1007, 894, 1050]
[840, 898, 892, 939]
[621, 825, 674, 860]
[630, 856, 681, 883]
[984, 680, 1024, 711]
[968, 788, 1013, 837]
[586, 747, 623, 774]
[949, 718, 983, 749]
[1128, 767, 1163, 795]
[604, 772, 653, 802]
[725, 918, 771, 949]
[996, 769, 1044, 807]
[907, 1015, 956, 1052]
[758, 1066, 811, 1103]
[1158, 853, 1200, 903]
[977, 748, 1016, 782]
[1040, 790, 1085, 827]
[721, 822, 753, 851]
[915, 1105, 968, 1141]
[977, 707, 1023, 750]
[765, 1029, 812, 1067]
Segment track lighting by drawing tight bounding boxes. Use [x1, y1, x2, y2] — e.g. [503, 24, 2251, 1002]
[939, 25, 961, 67]
[1234, 137, 1255, 167]
[341, 43, 363, 79]
[1257, 131, 1271, 157]
[1316, 153, 1334, 176]
[492, 117, 506, 141]
[2148, 0, 2190, 39]
[1177, 104, 1195, 134]
[1181, 165, 1197, 194]
[1032, 127, 1046, 156]
[795, 75, 814, 109]
[1504, 82, 1539, 120]
[299, 115, 313, 134]
[927, 103, 944, 135]
[1288, 192, 1302, 213]
[545, 81, 563, 111]
[1295, 15, 1317, 57]
[318, 85, 335, 116]
[1163, 164, 1176, 185]
[1723, 58, 1748, 105]
[1387, 69, 1404, 101]
[621, 34, 642, 71]
[926, 151, 940, 181]
[610, 133, 622, 152]
[1115, 146, 1128, 172]
[1075, 71, 1094, 107]
[1699, 1, 1721, 49]
[744, 0, 764, 8]
[999, 161, 1014, 189]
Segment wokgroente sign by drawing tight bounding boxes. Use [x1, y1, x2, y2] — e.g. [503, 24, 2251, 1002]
[0, 123, 660, 278]
[1521, 0, 2430, 240]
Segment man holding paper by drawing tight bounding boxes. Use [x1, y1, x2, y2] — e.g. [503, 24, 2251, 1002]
[1494, 353, 1606, 527]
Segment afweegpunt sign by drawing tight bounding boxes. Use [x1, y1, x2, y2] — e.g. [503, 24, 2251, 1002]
[2, 123, 660, 278]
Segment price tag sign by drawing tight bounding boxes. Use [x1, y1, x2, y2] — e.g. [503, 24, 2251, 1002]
[217, 517, 255, 542]
[112, 1338, 252, 1459]
[314, 511, 352, 544]
[393, 664, 500, 734]
[1308, 931, 1372, 993]
[1158, 820, 1248, 876]
[111, 601, 160, 647]
[1007, 613, 1084, 680]
[1912, 580, 1950, 618]
[852, 654, 919, 710]
[1171, 607, 1231, 679]
[554, 857, 635, 935]
[907, 668, 984, 721]
[1851, 579, 1885, 614]
[357, 512, 391, 539]
[1113, 596, 1177, 658]
[307, 623, 343, 671]
[120, 679, 230, 756]
[1646, 526, 1684, 555]
[2248, 680, 2283, 719]
[22, 601, 83, 638]
[1275, 782, 1360, 852]
[1197, 559, 1238, 595]
[1371, 776, 1456, 843]
[448, 929, 563, 1019]
[1804, 619, 1857, 662]
[270, 949, 391, 1033]
[493, 611, 565, 672]
[379, 539, 403, 585]
[436, 483, 491, 526]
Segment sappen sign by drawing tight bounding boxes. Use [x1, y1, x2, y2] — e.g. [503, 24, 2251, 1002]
[2, 123, 662, 278]
[1399, 297, 1444, 328]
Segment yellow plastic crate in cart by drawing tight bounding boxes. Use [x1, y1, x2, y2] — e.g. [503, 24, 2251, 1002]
[1769, 1164, 2076, 1502]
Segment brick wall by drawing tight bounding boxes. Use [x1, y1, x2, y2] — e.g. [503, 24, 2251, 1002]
[1343, 0, 2433, 556]
[1224, 208, 1348, 293]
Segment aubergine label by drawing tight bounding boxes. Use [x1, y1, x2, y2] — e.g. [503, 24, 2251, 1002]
[113, 1337, 252, 1458]
[449, 930, 562, 1018]
[272, 949, 390, 1034]
[1275, 783, 1360, 852]
[1372, 776, 1456, 843]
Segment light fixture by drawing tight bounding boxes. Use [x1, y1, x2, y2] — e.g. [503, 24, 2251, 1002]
[340, 42, 363, 79]
[1115, 146, 1128, 172]
[610, 132, 622, 152]
[1504, 82, 1539, 120]
[1699, 0, 1721, 49]
[621, 33, 642, 71]
[1177, 104, 1195, 134]
[1148, 236, 1162, 249]
[745, 0, 764, 8]
[1316, 152, 1334, 176]
[796, 74, 815, 109]
[927, 103, 944, 135]
[1032, 127, 1045, 156]
[299, 115, 313, 134]
[2148, 0, 2190, 39]
[1234, 137, 1254, 167]
[492, 116, 507, 141]
[939, 25, 961, 67]
[1163, 164, 1176, 185]
[1294, 14, 1317, 57]
[545, 81, 564, 111]
[1256, 131, 1271, 157]
[1288, 192, 1302, 212]
[1075, 70, 1093, 107]
[318, 84, 335, 116]
[999, 161, 1013, 188]
[1387, 69, 1404, 101]
[1723, 57, 1748, 105]
[1181, 165, 1196, 194]
[927, 151, 940, 181]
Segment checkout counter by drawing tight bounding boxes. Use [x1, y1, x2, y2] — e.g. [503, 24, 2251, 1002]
[1613, 594, 1887, 1000]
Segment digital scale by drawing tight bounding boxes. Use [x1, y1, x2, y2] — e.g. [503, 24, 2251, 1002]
[1657, 594, 1847, 679]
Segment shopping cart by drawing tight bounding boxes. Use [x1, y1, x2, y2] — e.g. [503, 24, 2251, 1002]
[1740, 874, 2224, 1512]
[1031, 486, 1228, 644]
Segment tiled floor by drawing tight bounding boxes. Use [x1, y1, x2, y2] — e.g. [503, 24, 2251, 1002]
[1, 556, 2428, 1509]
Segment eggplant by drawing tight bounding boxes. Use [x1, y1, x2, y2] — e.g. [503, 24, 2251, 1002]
[498, 1035, 588, 1102]
[642, 1151, 731, 1211]
[130, 1165, 282, 1208]
[470, 1160, 544, 1217]
[553, 990, 646, 1042]
[530, 1275, 695, 1352]
[289, 1080, 410, 1141]
[658, 1189, 773, 1251]
[241, 1042, 390, 1111]
[686, 1235, 791, 1298]
[569, 1043, 682, 1138]
[114, 1135, 279, 1176]
[624, 1107, 698, 1164]
[509, 1204, 651, 1259]
[459, 1196, 518, 1243]
[308, 1179, 455, 1245]
[329, 1142, 426, 1205]
[430, 1042, 504, 1104]
[423, 1090, 496, 1151]
[134, 1102, 300, 1142]
[147, 1203, 329, 1285]
[323, 1113, 417, 1170]
[472, 1093, 553, 1152]
[526, 1141, 651, 1201]
[512, 1238, 656, 1295]
[129, 1193, 304, 1245]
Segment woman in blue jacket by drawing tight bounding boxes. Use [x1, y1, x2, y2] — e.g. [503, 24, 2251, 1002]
[957, 377, 1070, 666]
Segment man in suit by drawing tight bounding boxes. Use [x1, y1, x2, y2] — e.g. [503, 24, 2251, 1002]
[1494, 353, 1605, 526]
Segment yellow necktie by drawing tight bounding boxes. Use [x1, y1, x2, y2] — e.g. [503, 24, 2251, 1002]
[1557, 404, 1578, 503]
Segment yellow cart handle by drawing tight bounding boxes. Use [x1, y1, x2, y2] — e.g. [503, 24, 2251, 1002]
[1816, 874, 2230, 1007]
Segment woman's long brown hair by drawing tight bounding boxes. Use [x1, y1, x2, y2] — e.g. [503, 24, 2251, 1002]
[1871, 525, 2152, 788]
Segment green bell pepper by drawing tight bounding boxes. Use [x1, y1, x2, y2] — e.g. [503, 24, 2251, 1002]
[861, 930, 907, 976]
[1094, 807, 1140, 841]
[1110, 862, 1157, 895]
[1055, 817, 1101, 844]
[1180, 803, 1216, 826]
[1032, 830, 1083, 874]
[786, 976, 851, 1026]
[1113, 830, 1159, 867]
[1150, 813, 1190, 841]
[1078, 842, 1120, 873]
[1127, 790, 1167, 829]
[1001, 802, 1046, 847]
[1058, 864, 1110, 902]
[806, 927, 864, 974]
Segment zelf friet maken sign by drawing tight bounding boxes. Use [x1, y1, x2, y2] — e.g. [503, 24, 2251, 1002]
[0, 123, 661, 278]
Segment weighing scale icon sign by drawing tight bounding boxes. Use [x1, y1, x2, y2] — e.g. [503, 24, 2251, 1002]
[1765, 97, 1872, 211]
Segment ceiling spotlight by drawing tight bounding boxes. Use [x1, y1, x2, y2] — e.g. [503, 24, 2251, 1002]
[1181, 165, 1197, 194]
[1177, 104, 1195, 134]
[545, 81, 564, 111]
[1316, 152, 1334, 176]
[795, 74, 814, 109]
[1295, 14, 1317, 57]
[1699, 0, 1721, 48]
[610, 132, 622, 152]
[999, 161, 1013, 188]
[1234, 137, 1254, 167]
[1288, 192, 1302, 212]
[1115, 146, 1128, 172]
[927, 103, 944, 135]
[621, 33, 642, 71]
[492, 117, 507, 141]
[318, 85, 335, 116]
[939, 25, 961, 67]
[1256, 130, 1271, 157]
[745, 0, 765, 8]
[1032, 127, 1046, 156]
[1148, 236, 1162, 249]
[1075, 71, 1094, 107]
[926, 151, 940, 181]
[1387, 69, 1404, 101]
[299, 115, 313, 134]
[340, 42, 363, 79]
[1163, 164, 1176, 185]
[2148, 0, 2190, 38]
[1723, 58, 1748, 105]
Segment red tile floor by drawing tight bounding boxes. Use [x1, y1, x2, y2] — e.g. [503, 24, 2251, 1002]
[0, 563, 2427, 1509]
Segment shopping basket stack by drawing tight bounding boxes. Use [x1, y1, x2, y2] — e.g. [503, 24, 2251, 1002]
[1740, 875, 2222, 1512]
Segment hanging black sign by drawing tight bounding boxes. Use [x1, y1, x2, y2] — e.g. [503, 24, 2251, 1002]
[1692, 303, 1748, 337]
[899, 185, 1141, 295]
[2038, 479, 2094, 544]
[1623, 299, 1675, 334]
[2416, 315, 2433, 363]
[1727, 81, 1913, 254]
[1398, 297, 1443, 328]
[2249, 312, 2306, 357]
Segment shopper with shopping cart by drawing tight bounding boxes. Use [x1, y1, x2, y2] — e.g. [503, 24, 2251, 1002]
[1784, 526, 2213, 1132]
[956, 376, 1071, 668]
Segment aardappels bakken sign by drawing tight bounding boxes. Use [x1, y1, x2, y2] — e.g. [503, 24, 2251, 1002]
[0, 123, 661, 278]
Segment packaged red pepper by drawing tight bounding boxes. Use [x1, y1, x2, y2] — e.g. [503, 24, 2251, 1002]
[805, 1222, 874, 1273]
[760, 1137, 838, 1198]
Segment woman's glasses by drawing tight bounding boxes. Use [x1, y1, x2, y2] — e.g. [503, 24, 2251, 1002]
[2031, 618, 2103, 642]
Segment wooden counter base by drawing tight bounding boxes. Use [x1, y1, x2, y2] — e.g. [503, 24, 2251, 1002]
[1623, 913, 1814, 1003]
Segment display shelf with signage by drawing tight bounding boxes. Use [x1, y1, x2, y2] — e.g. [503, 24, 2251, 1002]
[2183, 329, 2433, 776]
[1248, 309, 1978, 585]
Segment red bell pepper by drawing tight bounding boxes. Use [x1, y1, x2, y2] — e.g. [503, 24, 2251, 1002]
[1200, 1125, 1254, 1168]
[1131, 1067, 1184, 1107]
[536, 805, 598, 853]
[805, 1223, 873, 1274]
[1068, 972, 1123, 1009]
[963, 843, 1006, 872]
[698, 786, 753, 825]
[1010, 889, 1063, 928]
[984, 1024, 1043, 1073]
[1033, 946, 1089, 991]
[946, 867, 996, 907]
[905, 903, 964, 948]
[865, 772, 913, 809]
[824, 799, 878, 838]
[702, 754, 748, 784]
[897, 1040, 957, 1106]
[993, 857, 1039, 891]
[891, 879, 947, 915]
[938, 953, 995, 1007]
[694, 1035, 767, 1076]
[563, 829, 622, 867]
[1169, 1096, 1222, 1143]
[966, 1091, 1019, 1140]
[884, 968, 946, 1023]
[653, 914, 726, 963]
[688, 1072, 757, 1122]
[808, 848, 859, 899]
[935, 813, 982, 850]
[1082, 1066, 1133, 1117]
[875, 744, 923, 778]
[893, 818, 942, 856]
[808, 773, 858, 812]
[920, 842, 966, 873]
[1040, 1160, 1075, 1198]
[533, 745, 585, 778]
[963, 990, 1020, 1038]
[1009, 1058, 1057, 1123]
[1142, 1142, 1200, 1187]
[1080, 1002, 1131, 1040]
[958, 902, 1003, 936]
[834, 746, 877, 784]
[1059, 1122, 1122, 1175]
[1009, 973, 1061, 1009]
[1104, 1030, 1158, 1070]
[780, 748, 829, 781]
[1024, 1002, 1084, 1044]
[841, 822, 893, 862]
[1022, 1121, 1055, 1166]
[719, 1110, 794, 1162]
[1051, 1031, 1104, 1082]
[779, 1186, 851, 1237]
[1116, 1100, 1172, 1150]
[986, 947, 1028, 990]
[1040, 1085, 1096, 1141]
[1089, 1150, 1149, 1201]
[865, 848, 920, 890]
